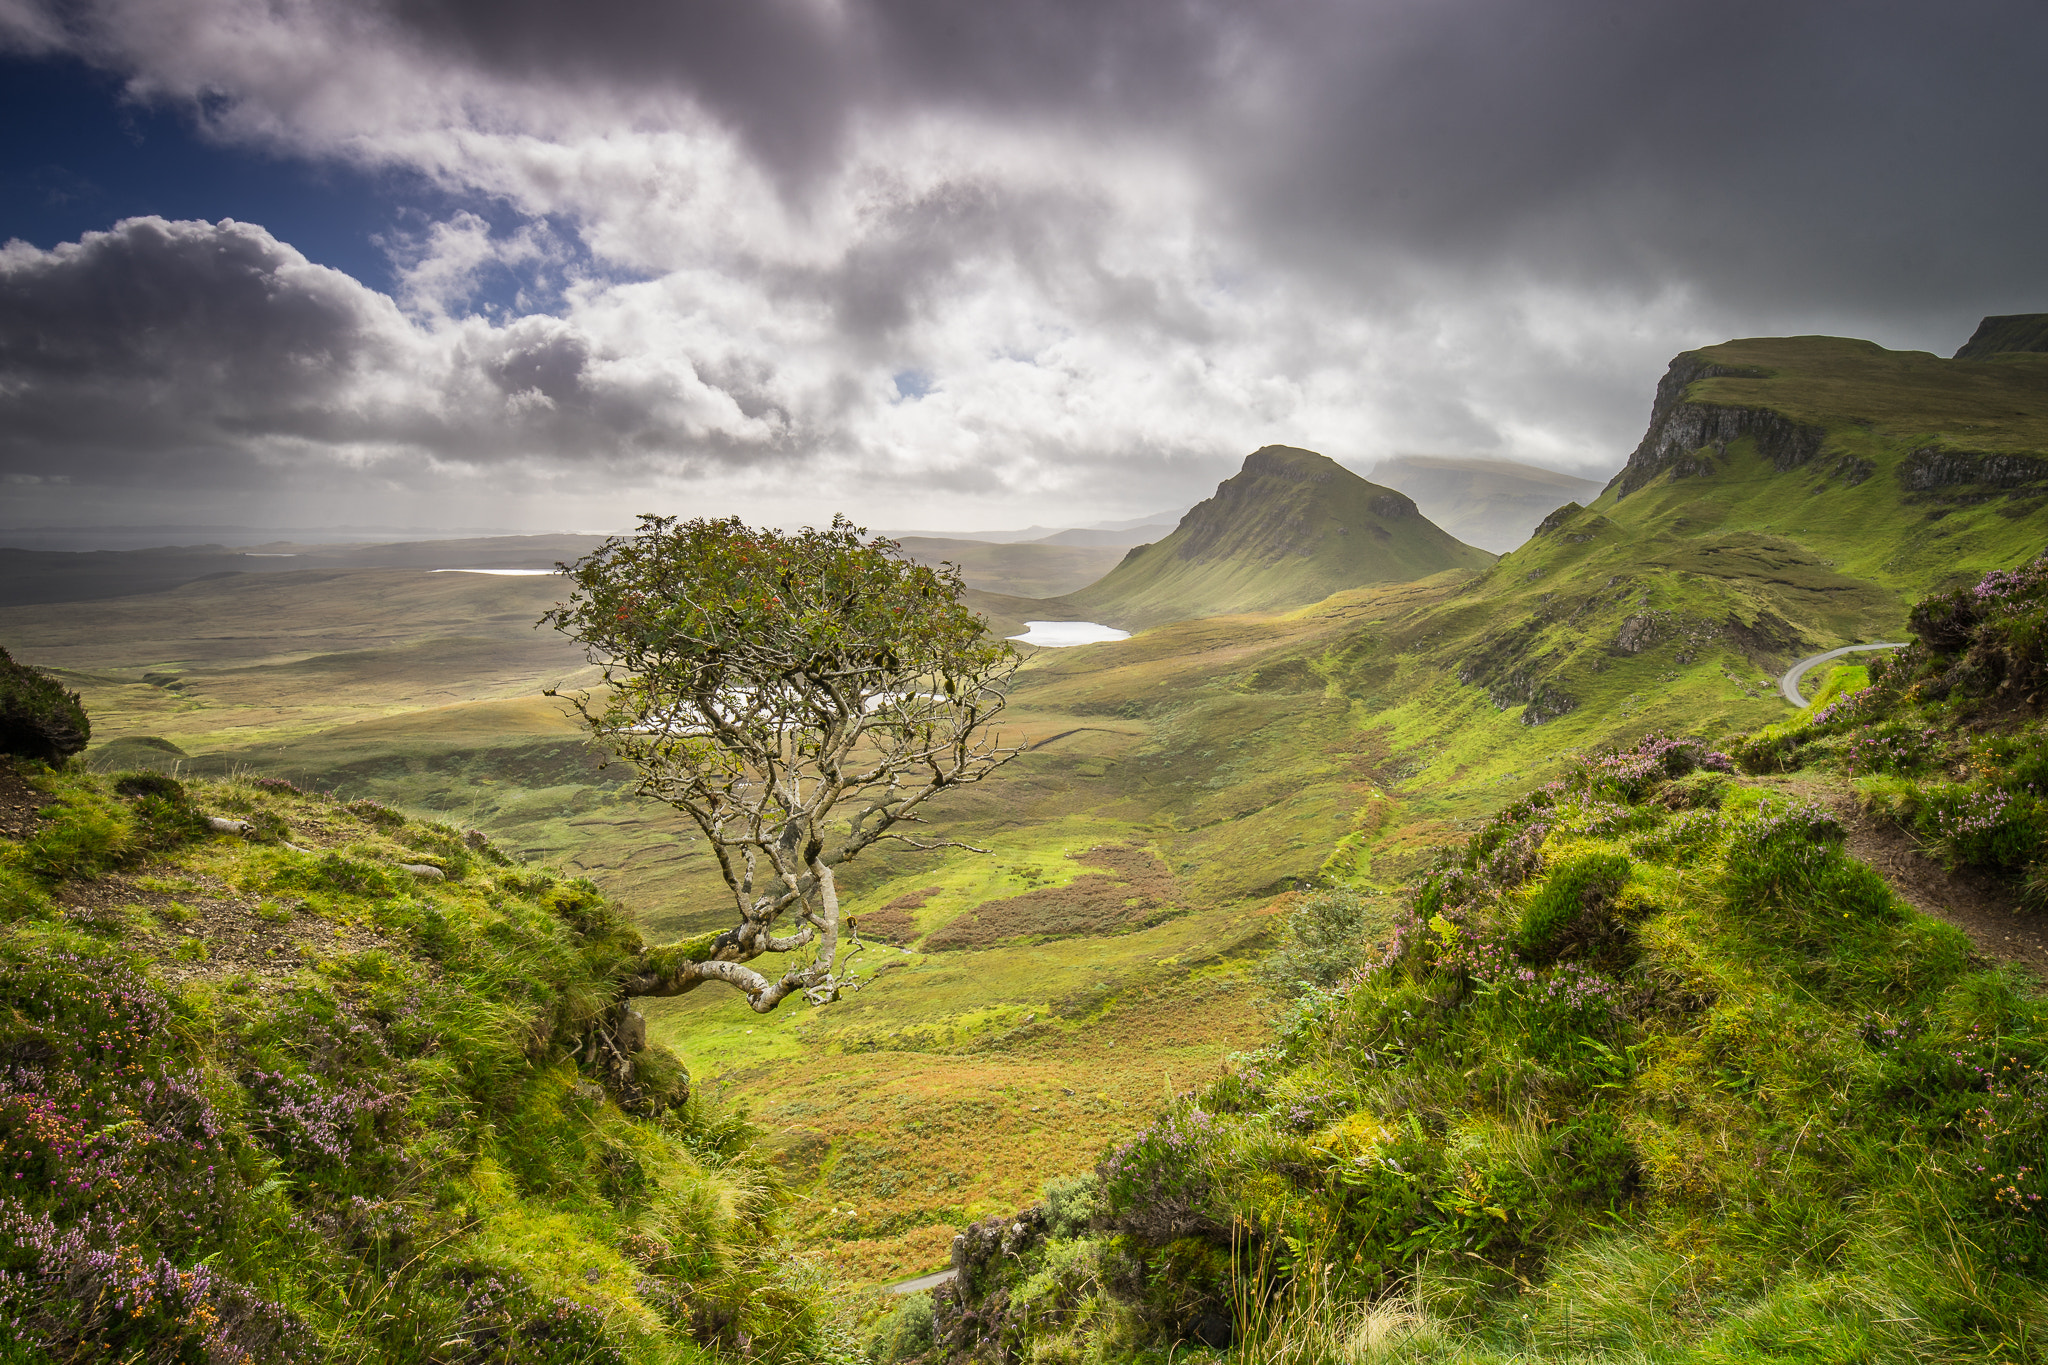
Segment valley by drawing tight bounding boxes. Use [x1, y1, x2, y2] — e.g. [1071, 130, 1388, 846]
[3, 321, 2046, 1358]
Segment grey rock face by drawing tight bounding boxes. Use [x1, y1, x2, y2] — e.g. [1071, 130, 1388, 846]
[1902, 447, 2048, 492]
[1613, 355, 1824, 500]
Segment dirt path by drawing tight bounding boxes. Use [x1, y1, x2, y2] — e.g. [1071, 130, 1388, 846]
[1768, 774, 2048, 981]
[0, 762, 45, 841]
[1839, 806, 2048, 982]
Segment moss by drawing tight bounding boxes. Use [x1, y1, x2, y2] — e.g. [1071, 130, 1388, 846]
[641, 929, 725, 977]
[0, 762, 830, 1363]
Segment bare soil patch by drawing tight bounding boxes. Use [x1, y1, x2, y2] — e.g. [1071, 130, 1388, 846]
[0, 762, 45, 841]
[1832, 796, 2048, 983]
[858, 886, 942, 945]
[53, 863, 393, 988]
[923, 844, 1184, 950]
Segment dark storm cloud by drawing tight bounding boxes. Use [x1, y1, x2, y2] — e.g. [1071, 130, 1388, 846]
[377, 0, 1238, 183]
[0, 217, 797, 485]
[3, 0, 2045, 531]
[0, 216, 398, 479]
[355, 0, 2048, 316]
[1223, 0, 2048, 314]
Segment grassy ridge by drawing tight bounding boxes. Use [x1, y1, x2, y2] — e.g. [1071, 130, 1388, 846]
[0, 761, 851, 1363]
[913, 554, 2048, 1364]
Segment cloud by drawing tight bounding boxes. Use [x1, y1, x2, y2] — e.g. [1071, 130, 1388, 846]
[0, 217, 797, 484]
[3, 0, 2046, 532]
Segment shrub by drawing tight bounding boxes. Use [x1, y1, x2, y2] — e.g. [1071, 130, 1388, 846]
[1519, 852, 1631, 961]
[1043, 1171, 1101, 1239]
[0, 647, 89, 763]
[1921, 783, 2045, 872]
[1728, 722, 1807, 774]
[111, 770, 184, 801]
[1840, 721, 1943, 776]
[1099, 1106, 1224, 1243]
[1722, 802, 1901, 943]
[1263, 888, 1391, 996]
[868, 1290, 936, 1362]
[1584, 734, 1734, 801]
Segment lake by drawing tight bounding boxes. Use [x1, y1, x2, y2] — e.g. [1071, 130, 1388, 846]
[1007, 620, 1131, 648]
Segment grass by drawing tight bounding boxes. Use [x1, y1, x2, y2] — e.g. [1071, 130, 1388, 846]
[941, 738, 2048, 1362]
[1056, 447, 1492, 630]
[931, 553, 2048, 1364]
[7, 327, 2046, 1337]
[0, 759, 857, 1363]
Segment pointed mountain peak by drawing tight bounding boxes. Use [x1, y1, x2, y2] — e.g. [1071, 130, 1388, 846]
[1055, 446, 1492, 628]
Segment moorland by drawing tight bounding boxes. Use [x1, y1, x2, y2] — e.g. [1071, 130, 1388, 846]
[2, 320, 2046, 1362]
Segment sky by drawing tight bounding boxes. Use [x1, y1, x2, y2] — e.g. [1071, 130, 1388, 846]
[2, 0, 2045, 542]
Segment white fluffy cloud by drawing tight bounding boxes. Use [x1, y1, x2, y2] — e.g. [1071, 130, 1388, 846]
[4, 0, 2045, 532]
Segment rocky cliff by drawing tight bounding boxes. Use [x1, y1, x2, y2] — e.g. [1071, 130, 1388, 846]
[1609, 353, 1826, 500]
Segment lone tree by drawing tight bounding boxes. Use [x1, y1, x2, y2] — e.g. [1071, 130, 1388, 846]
[543, 515, 1019, 1012]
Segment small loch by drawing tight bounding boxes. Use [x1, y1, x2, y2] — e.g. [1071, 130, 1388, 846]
[1007, 621, 1130, 648]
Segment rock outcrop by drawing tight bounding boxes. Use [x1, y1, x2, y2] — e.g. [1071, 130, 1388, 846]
[1901, 447, 2048, 492]
[1611, 354, 1825, 500]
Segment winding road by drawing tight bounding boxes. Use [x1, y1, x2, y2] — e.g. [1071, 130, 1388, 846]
[884, 1268, 958, 1296]
[1777, 642, 1908, 707]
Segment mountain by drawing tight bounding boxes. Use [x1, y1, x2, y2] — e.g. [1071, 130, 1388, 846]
[1953, 310, 2048, 359]
[1050, 445, 1493, 629]
[1367, 454, 1608, 553]
[1306, 327, 2048, 740]
[1028, 524, 1177, 548]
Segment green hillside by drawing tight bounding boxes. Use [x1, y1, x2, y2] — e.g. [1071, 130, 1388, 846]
[1211, 334, 2048, 821]
[0, 756, 852, 1363]
[922, 551, 2048, 1365]
[1054, 447, 1493, 629]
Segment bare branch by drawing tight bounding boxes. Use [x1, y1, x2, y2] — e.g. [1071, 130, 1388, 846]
[543, 514, 1019, 1013]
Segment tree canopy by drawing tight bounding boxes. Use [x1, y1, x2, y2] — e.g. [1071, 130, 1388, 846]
[543, 514, 1018, 1012]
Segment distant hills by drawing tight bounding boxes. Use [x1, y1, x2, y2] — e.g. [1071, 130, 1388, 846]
[885, 509, 1186, 546]
[0, 534, 606, 608]
[1050, 445, 1493, 629]
[889, 537, 1131, 599]
[1367, 454, 1608, 553]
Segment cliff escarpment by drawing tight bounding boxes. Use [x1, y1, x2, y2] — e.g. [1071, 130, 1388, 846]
[1953, 311, 2048, 359]
[1602, 328, 2048, 531]
[1611, 352, 1826, 499]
